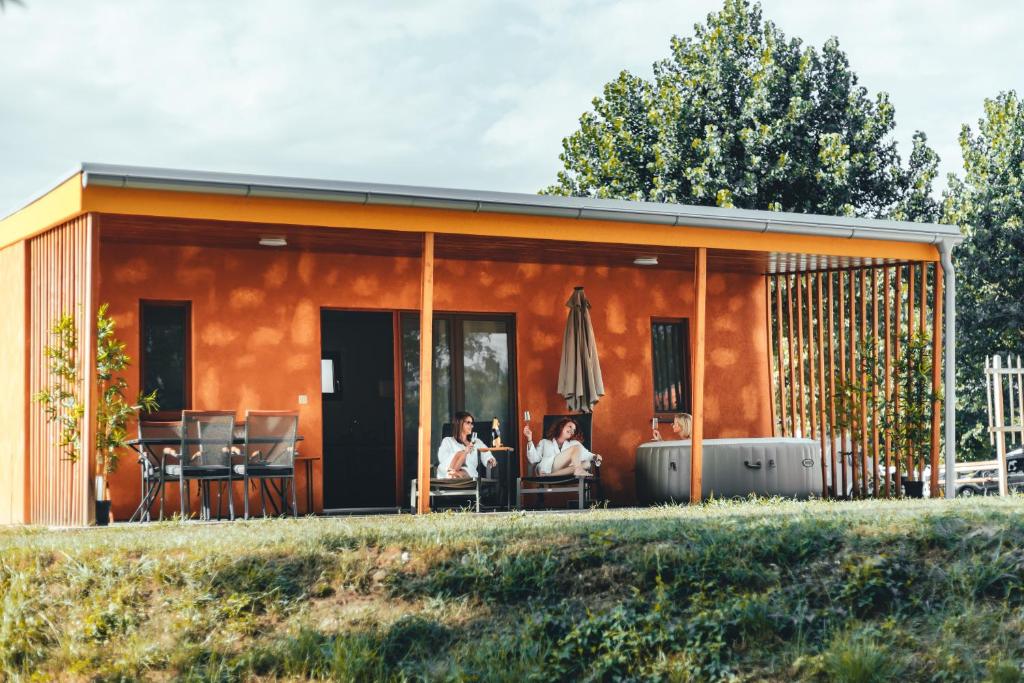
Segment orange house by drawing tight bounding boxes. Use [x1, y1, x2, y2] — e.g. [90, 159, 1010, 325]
[0, 164, 963, 525]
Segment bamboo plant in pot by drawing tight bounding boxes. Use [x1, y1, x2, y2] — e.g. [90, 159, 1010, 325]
[833, 330, 938, 498]
[891, 330, 938, 498]
[35, 304, 158, 525]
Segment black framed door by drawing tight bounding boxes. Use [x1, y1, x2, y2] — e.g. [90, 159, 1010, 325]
[321, 310, 397, 511]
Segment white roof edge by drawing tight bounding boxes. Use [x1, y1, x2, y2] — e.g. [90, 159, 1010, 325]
[12, 162, 965, 245]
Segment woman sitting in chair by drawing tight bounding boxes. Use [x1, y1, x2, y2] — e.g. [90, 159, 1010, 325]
[523, 417, 602, 478]
[436, 411, 497, 479]
[651, 412, 693, 441]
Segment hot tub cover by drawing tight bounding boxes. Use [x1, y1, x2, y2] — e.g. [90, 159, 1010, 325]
[636, 437, 822, 502]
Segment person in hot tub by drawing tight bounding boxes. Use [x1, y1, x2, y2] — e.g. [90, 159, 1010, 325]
[651, 413, 692, 441]
[523, 416, 602, 477]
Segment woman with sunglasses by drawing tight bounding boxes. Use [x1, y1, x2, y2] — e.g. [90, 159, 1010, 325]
[523, 416, 601, 477]
[436, 411, 497, 479]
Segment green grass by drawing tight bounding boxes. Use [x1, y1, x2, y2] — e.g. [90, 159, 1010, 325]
[3, 498, 1024, 681]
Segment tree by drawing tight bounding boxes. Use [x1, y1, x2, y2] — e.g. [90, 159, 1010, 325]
[34, 304, 158, 499]
[545, 0, 938, 222]
[943, 91, 1024, 461]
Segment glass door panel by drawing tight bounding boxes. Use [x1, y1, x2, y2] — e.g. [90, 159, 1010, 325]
[400, 316, 451, 496]
[461, 319, 511, 445]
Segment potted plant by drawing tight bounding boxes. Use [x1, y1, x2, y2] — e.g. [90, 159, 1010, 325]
[35, 304, 158, 525]
[834, 329, 938, 499]
[890, 330, 938, 498]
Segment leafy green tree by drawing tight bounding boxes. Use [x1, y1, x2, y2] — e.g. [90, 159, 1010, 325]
[34, 304, 158, 498]
[546, 0, 938, 222]
[943, 91, 1024, 461]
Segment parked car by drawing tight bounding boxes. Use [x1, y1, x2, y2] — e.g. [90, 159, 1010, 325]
[945, 449, 1024, 497]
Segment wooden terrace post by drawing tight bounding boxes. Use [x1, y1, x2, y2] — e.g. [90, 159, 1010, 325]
[83, 215, 99, 524]
[765, 275, 777, 437]
[838, 272, 848, 498]
[417, 232, 435, 513]
[774, 276, 788, 436]
[871, 267, 880, 497]
[786, 274, 797, 434]
[893, 266, 903, 494]
[796, 274, 807, 437]
[859, 269, 868, 497]
[826, 272, 838, 498]
[815, 272, 828, 497]
[883, 266, 892, 498]
[690, 247, 707, 504]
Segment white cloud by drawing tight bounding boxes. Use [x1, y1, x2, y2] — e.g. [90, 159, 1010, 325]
[0, 0, 1021, 213]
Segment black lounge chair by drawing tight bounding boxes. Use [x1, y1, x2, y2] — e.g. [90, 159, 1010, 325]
[409, 422, 499, 512]
[516, 413, 602, 510]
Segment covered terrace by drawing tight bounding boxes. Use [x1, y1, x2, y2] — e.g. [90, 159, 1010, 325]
[0, 164, 962, 525]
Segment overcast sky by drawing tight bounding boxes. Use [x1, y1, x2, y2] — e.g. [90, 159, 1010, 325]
[1, 0, 1022, 215]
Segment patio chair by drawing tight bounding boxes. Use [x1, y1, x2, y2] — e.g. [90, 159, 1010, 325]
[516, 413, 602, 510]
[409, 422, 499, 512]
[235, 410, 299, 518]
[166, 411, 236, 520]
[133, 420, 181, 521]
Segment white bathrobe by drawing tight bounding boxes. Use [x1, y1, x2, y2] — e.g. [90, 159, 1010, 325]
[525, 438, 597, 475]
[436, 436, 494, 479]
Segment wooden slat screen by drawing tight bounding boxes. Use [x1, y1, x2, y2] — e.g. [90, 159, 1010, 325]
[28, 216, 95, 526]
[767, 262, 943, 498]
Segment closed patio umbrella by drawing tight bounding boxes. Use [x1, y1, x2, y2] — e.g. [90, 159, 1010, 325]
[557, 287, 605, 413]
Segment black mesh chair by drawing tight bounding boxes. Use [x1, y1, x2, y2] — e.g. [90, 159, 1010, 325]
[235, 410, 299, 518]
[131, 420, 181, 522]
[165, 411, 236, 520]
[409, 422, 499, 512]
[516, 413, 602, 510]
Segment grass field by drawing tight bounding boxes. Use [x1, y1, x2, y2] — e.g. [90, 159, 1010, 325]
[3, 498, 1024, 681]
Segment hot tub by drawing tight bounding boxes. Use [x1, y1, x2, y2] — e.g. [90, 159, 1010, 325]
[636, 437, 823, 503]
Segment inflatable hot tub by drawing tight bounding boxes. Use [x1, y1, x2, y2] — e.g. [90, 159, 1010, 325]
[636, 437, 823, 503]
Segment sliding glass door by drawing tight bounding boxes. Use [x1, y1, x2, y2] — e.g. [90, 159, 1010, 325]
[400, 314, 516, 500]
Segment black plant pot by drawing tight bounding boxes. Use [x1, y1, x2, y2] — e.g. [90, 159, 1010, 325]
[903, 480, 925, 499]
[95, 500, 112, 526]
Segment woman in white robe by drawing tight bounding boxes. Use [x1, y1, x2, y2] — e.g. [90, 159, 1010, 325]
[436, 411, 496, 479]
[523, 417, 601, 477]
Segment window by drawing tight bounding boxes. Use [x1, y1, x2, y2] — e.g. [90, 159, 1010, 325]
[651, 319, 691, 414]
[140, 301, 191, 419]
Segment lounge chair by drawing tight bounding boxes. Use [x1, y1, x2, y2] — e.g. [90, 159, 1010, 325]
[409, 423, 499, 512]
[516, 413, 602, 510]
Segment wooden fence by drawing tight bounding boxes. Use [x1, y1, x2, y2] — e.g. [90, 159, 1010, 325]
[766, 262, 943, 498]
[28, 216, 98, 526]
[982, 354, 1024, 496]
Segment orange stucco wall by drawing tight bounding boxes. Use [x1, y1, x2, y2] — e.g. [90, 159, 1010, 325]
[99, 240, 770, 519]
[0, 241, 26, 524]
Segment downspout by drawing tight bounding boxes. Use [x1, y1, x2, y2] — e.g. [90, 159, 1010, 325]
[938, 239, 957, 498]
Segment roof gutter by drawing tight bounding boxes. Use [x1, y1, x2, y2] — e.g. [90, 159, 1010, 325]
[80, 165, 964, 247]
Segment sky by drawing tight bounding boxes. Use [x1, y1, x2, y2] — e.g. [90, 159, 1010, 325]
[1, 0, 1022, 215]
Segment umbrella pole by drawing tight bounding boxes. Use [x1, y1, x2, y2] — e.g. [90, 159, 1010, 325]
[691, 247, 707, 504]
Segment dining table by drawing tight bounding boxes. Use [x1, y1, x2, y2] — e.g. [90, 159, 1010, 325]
[125, 426, 308, 522]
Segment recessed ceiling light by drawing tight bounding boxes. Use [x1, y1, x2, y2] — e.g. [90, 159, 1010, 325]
[633, 256, 658, 266]
[259, 236, 287, 247]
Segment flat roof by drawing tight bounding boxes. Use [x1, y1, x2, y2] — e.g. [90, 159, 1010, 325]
[3, 162, 963, 247]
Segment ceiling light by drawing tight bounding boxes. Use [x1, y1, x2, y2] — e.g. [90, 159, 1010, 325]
[259, 236, 287, 247]
[633, 256, 658, 266]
